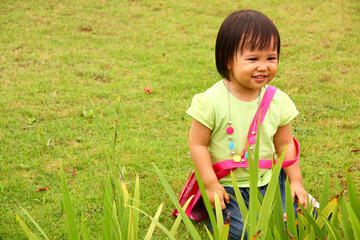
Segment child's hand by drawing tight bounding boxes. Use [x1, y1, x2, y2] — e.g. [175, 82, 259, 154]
[290, 181, 308, 209]
[205, 182, 230, 209]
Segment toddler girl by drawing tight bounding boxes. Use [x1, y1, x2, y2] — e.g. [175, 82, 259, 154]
[187, 9, 308, 239]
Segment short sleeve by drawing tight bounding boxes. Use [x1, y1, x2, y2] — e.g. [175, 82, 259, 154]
[279, 91, 299, 126]
[186, 93, 214, 130]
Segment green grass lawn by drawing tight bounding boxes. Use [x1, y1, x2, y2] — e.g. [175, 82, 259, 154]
[1, 0, 359, 239]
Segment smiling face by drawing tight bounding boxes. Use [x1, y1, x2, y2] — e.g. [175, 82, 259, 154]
[227, 44, 278, 99]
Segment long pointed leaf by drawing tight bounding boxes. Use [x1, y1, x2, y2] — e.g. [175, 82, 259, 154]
[132, 175, 140, 240]
[296, 201, 327, 240]
[170, 196, 195, 236]
[15, 211, 41, 240]
[285, 176, 297, 238]
[315, 194, 339, 229]
[319, 171, 330, 212]
[215, 193, 224, 234]
[339, 196, 353, 240]
[321, 216, 342, 240]
[345, 168, 360, 220]
[126, 204, 176, 240]
[144, 202, 164, 240]
[255, 145, 285, 236]
[152, 163, 201, 240]
[247, 142, 258, 237]
[346, 204, 360, 240]
[191, 164, 219, 238]
[102, 175, 113, 240]
[60, 165, 79, 240]
[19, 206, 50, 240]
[230, 170, 248, 220]
[219, 214, 230, 240]
[81, 214, 90, 240]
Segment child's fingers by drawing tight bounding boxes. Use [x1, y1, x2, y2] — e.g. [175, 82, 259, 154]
[224, 191, 230, 204]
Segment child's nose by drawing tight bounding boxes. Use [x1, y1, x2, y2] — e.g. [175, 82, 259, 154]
[257, 62, 268, 71]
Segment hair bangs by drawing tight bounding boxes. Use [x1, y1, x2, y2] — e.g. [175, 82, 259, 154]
[237, 16, 280, 55]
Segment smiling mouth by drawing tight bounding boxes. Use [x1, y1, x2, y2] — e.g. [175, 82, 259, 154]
[252, 75, 268, 80]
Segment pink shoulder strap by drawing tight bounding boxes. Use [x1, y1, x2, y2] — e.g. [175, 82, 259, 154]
[212, 86, 299, 179]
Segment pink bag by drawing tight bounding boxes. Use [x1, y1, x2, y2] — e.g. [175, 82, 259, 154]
[173, 86, 300, 221]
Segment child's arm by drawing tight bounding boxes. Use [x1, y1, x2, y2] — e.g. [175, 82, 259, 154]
[274, 123, 308, 208]
[189, 119, 230, 209]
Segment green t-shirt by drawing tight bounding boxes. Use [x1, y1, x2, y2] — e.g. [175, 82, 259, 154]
[187, 80, 298, 188]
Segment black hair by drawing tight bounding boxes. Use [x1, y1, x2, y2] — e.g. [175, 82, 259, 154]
[215, 10, 281, 80]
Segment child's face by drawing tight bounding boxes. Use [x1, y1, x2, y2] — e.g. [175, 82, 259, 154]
[227, 44, 278, 95]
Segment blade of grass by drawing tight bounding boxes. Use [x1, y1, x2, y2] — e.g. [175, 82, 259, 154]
[60, 165, 79, 240]
[144, 202, 164, 240]
[191, 164, 219, 239]
[170, 196, 195, 236]
[204, 225, 214, 240]
[345, 168, 360, 220]
[111, 201, 122, 240]
[315, 194, 339, 229]
[346, 204, 360, 240]
[219, 214, 230, 240]
[132, 175, 140, 240]
[102, 174, 113, 240]
[284, 176, 297, 238]
[14, 211, 41, 240]
[321, 216, 342, 240]
[339, 196, 353, 240]
[255, 144, 285, 237]
[297, 210, 305, 240]
[81, 213, 90, 240]
[214, 193, 224, 235]
[230, 170, 248, 219]
[247, 142, 257, 238]
[126, 204, 177, 240]
[152, 163, 201, 240]
[18, 206, 50, 240]
[296, 200, 327, 240]
[319, 171, 330, 212]
[272, 184, 286, 240]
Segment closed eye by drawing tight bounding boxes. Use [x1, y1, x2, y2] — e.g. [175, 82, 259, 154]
[268, 57, 277, 60]
[248, 58, 257, 61]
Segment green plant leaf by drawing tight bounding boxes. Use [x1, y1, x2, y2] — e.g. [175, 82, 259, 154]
[144, 202, 164, 240]
[346, 204, 360, 240]
[132, 175, 140, 240]
[214, 193, 224, 235]
[18, 206, 50, 240]
[230, 170, 248, 229]
[255, 143, 285, 237]
[284, 176, 297, 238]
[339, 196, 353, 240]
[219, 214, 230, 240]
[81, 213, 90, 240]
[192, 164, 219, 239]
[315, 194, 339, 229]
[14, 211, 41, 240]
[204, 225, 214, 240]
[345, 168, 360, 220]
[272, 184, 286, 239]
[296, 200, 327, 240]
[321, 216, 342, 240]
[152, 163, 201, 240]
[170, 196, 195, 236]
[102, 174, 113, 240]
[126, 204, 176, 240]
[60, 165, 79, 240]
[319, 171, 330, 212]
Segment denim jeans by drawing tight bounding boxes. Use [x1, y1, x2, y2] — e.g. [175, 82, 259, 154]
[207, 169, 298, 240]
